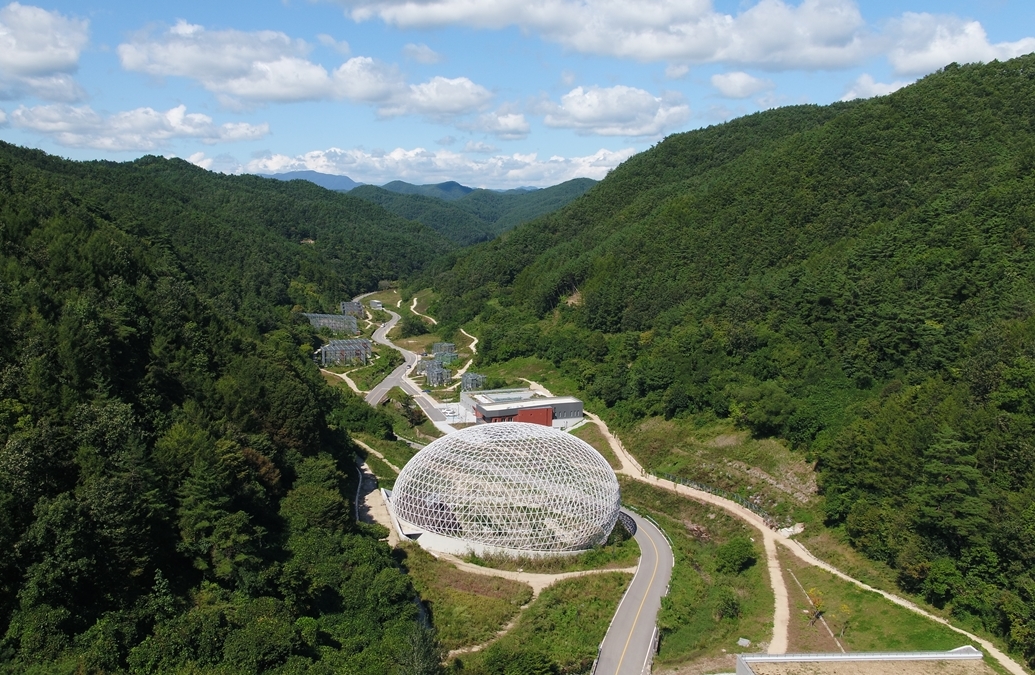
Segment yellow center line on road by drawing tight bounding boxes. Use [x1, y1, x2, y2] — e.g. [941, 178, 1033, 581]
[613, 522, 661, 675]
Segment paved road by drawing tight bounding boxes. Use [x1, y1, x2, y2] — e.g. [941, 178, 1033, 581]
[595, 511, 674, 675]
[361, 305, 454, 431]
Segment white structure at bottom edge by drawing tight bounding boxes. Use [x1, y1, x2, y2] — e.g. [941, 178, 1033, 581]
[736, 646, 985, 674]
[384, 422, 620, 557]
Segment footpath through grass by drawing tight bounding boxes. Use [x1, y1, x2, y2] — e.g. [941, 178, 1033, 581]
[450, 572, 631, 674]
[570, 421, 621, 470]
[398, 544, 532, 651]
[619, 478, 774, 671]
[780, 549, 985, 656]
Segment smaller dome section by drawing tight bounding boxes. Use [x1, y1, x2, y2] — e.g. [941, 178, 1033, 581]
[391, 422, 620, 553]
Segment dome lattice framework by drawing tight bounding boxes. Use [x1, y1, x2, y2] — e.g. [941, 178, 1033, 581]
[391, 422, 621, 553]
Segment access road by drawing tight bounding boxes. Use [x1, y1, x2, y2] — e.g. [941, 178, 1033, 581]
[594, 510, 674, 675]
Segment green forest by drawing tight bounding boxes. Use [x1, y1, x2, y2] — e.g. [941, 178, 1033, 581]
[0, 145, 444, 673]
[420, 56, 1035, 667]
[349, 178, 596, 246]
[5, 52, 1035, 674]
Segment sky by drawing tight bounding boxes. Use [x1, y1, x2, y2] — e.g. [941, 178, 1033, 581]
[0, 0, 1033, 188]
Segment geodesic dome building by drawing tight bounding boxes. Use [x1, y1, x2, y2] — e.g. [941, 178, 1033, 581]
[387, 422, 621, 555]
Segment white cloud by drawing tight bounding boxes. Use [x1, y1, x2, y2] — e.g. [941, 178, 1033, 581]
[333, 0, 875, 68]
[0, 2, 88, 76]
[0, 3, 88, 101]
[188, 151, 212, 169]
[382, 75, 492, 117]
[472, 109, 530, 140]
[542, 85, 689, 137]
[0, 108, 7, 125]
[317, 33, 351, 55]
[840, 73, 911, 100]
[118, 21, 324, 101]
[436, 135, 456, 145]
[711, 71, 773, 98]
[118, 22, 492, 121]
[333, 0, 1035, 77]
[242, 144, 635, 188]
[333, 56, 406, 103]
[403, 42, 442, 63]
[886, 13, 1035, 76]
[665, 64, 689, 79]
[10, 103, 268, 150]
[464, 140, 499, 153]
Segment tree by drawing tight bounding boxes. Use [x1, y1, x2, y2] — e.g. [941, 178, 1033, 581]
[715, 537, 757, 574]
[398, 624, 443, 675]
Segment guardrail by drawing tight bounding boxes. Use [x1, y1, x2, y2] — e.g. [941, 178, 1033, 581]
[617, 511, 637, 536]
[642, 626, 659, 675]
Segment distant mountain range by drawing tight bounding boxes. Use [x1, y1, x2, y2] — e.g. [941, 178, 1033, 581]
[260, 171, 541, 198]
[348, 178, 597, 246]
[259, 170, 363, 191]
[257, 171, 596, 245]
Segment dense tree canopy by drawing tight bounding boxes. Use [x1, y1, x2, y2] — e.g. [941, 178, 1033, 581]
[349, 178, 596, 246]
[422, 55, 1035, 666]
[0, 146, 432, 672]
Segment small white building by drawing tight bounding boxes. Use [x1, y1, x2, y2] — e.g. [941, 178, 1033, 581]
[460, 388, 583, 430]
[370, 299, 383, 310]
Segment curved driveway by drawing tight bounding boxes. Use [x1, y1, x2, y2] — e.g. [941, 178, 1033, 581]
[596, 511, 673, 675]
[360, 304, 455, 433]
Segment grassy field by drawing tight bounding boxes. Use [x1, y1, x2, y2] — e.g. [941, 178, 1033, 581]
[470, 354, 583, 397]
[451, 572, 632, 673]
[354, 432, 417, 471]
[619, 478, 775, 670]
[779, 548, 986, 657]
[362, 453, 397, 489]
[571, 422, 622, 470]
[463, 526, 640, 573]
[618, 415, 817, 523]
[409, 288, 437, 317]
[347, 347, 403, 391]
[398, 544, 533, 651]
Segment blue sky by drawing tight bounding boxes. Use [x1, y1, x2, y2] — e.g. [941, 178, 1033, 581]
[1, 0, 1033, 188]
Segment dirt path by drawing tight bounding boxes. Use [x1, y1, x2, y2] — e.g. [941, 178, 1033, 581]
[582, 411, 1027, 674]
[444, 328, 480, 390]
[439, 554, 637, 599]
[353, 438, 401, 473]
[322, 367, 364, 395]
[582, 411, 788, 654]
[442, 561, 638, 659]
[411, 296, 438, 325]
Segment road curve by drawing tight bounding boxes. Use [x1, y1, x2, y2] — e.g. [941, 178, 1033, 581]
[595, 511, 674, 675]
[360, 303, 455, 433]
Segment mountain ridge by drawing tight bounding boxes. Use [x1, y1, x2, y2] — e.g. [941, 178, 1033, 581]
[421, 55, 1035, 667]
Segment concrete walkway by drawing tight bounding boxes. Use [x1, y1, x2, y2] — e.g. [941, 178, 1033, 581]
[438, 553, 637, 600]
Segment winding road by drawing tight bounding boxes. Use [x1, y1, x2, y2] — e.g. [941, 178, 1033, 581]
[596, 511, 674, 675]
[360, 302, 456, 433]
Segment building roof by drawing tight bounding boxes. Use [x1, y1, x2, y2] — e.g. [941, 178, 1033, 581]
[476, 396, 582, 414]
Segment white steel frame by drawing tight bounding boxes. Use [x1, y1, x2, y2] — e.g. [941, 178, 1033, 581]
[391, 422, 621, 553]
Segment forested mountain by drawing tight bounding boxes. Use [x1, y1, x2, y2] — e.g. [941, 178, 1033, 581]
[380, 180, 473, 201]
[260, 170, 362, 191]
[350, 177, 597, 245]
[422, 56, 1035, 665]
[0, 145, 441, 672]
